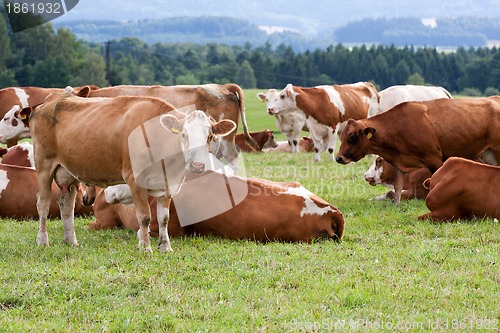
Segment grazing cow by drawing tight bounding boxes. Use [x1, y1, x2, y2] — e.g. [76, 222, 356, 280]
[80, 84, 257, 168]
[418, 157, 500, 221]
[0, 142, 34, 167]
[29, 87, 236, 253]
[336, 97, 500, 204]
[0, 164, 92, 219]
[260, 83, 379, 161]
[0, 86, 98, 146]
[90, 171, 345, 242]
[264, 137, 314, 153]
[378, 84, 452, 112]
[258, 89, 307, 153]
[235, 129, 278, 152]
[364, 156, 431, 200]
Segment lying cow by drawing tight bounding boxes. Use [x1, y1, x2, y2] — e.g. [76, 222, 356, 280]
[29, 87, 236, 253]
[264, 137, 314, 153]
[378, 84, 451, 112]
[364, 156, 431, 200]
[257, 89, 307, 153]
[90, 172, 345, 242]
[260, 83, 379, 162]
[419, 157, 500, 221]
[0, 142, 34, 167]
[336, 97, 500, 204]
[235, 129, 278, 152]
[0, 164, 92, 219]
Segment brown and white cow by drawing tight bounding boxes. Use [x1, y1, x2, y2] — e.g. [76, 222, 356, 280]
[378, 84, 452, 113]
[0, 86, 98, 146]
[29, 87, 236, 253]
[0, 164, 92, 219]
[80, 84, 257, 167]
[418, 157, 500, 221]
[264, 136, 315, 153]
[336, 97, 500, 204]
[257, 90, 307, 153]
[235, 129, 278, 152]
[0, 142, 34, 167]
[90, 172, 345, 242]
[260, 83, 379, 162]
[364, 156, 431, 200]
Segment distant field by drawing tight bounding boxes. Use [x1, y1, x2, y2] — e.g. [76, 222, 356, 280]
[0, 89, 498, 332]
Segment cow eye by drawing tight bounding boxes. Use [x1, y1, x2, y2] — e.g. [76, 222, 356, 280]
[347, 133, 357, 145]
[280, 95, 285, 99]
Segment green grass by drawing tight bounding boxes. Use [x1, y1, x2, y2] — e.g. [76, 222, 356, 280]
[0, 90, 499, 332]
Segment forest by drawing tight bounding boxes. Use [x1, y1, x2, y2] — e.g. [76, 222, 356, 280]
[1, 15, 500, 96]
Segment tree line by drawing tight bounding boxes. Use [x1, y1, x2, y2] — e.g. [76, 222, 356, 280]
[1, 17, 500, 95]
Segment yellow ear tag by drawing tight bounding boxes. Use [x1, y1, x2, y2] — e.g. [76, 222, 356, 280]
[261, 99, 266, 103]
[366, 132, 373, 140]
[171, 127, 180, 134]
[20, 113, 27, 120]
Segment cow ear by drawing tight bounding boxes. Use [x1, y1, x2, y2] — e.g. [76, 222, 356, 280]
[347, 118, 357, 125]
[0, 147, 7, 157]
[212, 119, 237, 138]
[364, 127, 376, 139]
[160, 114, 181, 134]
[302, 136, 311, 142]
[76, 86, 91, 98]
[257, 93, 266, 102]
[19, 107, 32, 120]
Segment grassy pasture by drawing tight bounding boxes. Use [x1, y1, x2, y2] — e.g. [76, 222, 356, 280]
[0, 89, 499, 332]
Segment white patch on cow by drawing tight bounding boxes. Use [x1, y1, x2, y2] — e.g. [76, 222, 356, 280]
[14, 88, 29, 108]
[282, 186, 337, 217]
[104, 184, 134, 206]
[202, 84, 223, 99]
[19, 142, 35, 167]
[364, 160, 383, 185]
[0, 105, 24, 143]
[316, 85, 345, 116]
[0, 170, 9, 198]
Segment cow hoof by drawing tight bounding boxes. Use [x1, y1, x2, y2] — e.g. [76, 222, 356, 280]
[159, 244, 174, 253]
[36, 233, 49, 246]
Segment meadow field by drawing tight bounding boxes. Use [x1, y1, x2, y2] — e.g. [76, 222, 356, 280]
[0, 89, 498, 332]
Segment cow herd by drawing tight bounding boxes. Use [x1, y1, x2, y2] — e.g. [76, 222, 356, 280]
[0, 82, 498, 253]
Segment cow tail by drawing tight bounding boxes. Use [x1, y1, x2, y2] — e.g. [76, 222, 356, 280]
[225, 83, 259, 151]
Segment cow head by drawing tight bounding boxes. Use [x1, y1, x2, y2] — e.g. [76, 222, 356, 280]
[364, 156, 385, 186]
[262, 130, 279, 150]
[257, 84, 299, 115]
[160, 110, 236, 174]
[0, 105, 32, 143]
[335, 118, 376, 164]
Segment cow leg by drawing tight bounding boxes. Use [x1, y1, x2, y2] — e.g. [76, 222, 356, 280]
[393, 169, 405, 205]
[327, 126, 337, 161]
[127, 182, 153, 252]
[288, 132, 300, 153]
[36, 169, 55, 246]
[156, 196, 173, 253]
[220, 136, 239, 172]
[57, 185, 79, 246]
[309, 130, 323, 162]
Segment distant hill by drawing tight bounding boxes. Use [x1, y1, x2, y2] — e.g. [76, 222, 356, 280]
[54, 15, 500, 51]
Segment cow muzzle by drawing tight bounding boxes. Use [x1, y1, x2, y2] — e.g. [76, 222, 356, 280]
[335, 156, 350, 164]
[365, 177, 377, 186]
[189, 161, 205, 174]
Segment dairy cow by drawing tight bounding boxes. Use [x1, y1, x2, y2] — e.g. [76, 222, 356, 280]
[336, 97, 500, 204]
[378, 84, 451, 112]
[29, 87, 236, 253]
[0, 86, 98, 146]
[364, 156, 431, 200]
[0, 142, 34, 167]
[260, 83, 379, 162]
[419, 157, 500, 221]
[234, 129, 278, 152]
[91, 172, 345, 242]
[0, 164, 92, 219]
[264, 137, 314, 153]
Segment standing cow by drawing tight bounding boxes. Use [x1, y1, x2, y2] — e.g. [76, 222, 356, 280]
[259, 83, 379, 162]
[378, 84, 452, 112]
[29, 87, 236, 253]
[336, 97, 500, 204]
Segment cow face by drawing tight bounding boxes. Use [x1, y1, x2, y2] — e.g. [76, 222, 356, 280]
[0, 106, 31, 143]
[160, 111, 236, 174]
[257, 84, 299, 115]
[335, 119, 376, 164]
[364, 156, 385, 186]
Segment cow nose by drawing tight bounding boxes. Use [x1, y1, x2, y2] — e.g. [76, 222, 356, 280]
[335, 156, 345, 164]
[267, 108, 274, 115]
[189, 161, 205, 174]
